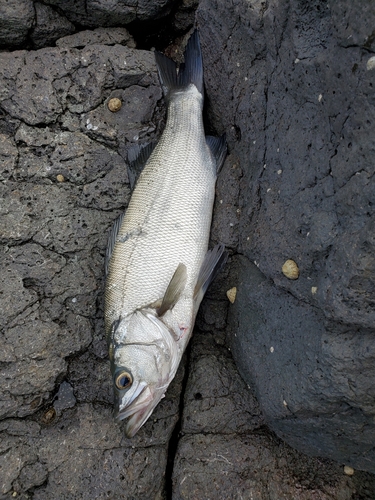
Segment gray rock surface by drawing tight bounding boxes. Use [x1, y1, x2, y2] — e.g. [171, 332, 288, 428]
[30, 2, 76, 49]
[56, 27, 136, 49]
[0, 0, 34, 48]
[44, 0, 174, 26]
[0, 1, 375, 498]
[197, 0, 375, 475]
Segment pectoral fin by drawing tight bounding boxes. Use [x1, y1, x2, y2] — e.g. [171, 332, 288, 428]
[193, 243, 227, 305]
[157, 263, 187, 317]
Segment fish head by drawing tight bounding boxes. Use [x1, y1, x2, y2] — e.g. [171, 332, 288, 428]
[109, 310, 179, 437]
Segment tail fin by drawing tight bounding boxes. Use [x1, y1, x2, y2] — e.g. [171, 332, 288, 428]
[155, 29, 203, 98]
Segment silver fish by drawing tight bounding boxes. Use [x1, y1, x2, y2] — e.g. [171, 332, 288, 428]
[104, 30, 227, 437]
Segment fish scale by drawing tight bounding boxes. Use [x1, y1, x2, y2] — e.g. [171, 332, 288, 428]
[105, 87, 216, 331]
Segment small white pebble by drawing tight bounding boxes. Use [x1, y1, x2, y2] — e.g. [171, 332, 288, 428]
[311, 287, 318, 295]
[366, 56, 375, 71]
[263, 164, 267, 169]
[244, 76, 248, 81]
[270, 346, 274, 353]
[72, 297, 77, 303]
[229, 222, 234, 227]
[277, 148, 280, 152]
[344, 465, 354, 476]
[219, 199, 223, 204]
[283, 400, 288, 406]
[318, 94, 323, 102]
[226, 287, 237, 304]
[295, 58, 300, 63]
[267, 188, 271, 193]
[277, 169, 282, 175]
[236, 62, 240, 67]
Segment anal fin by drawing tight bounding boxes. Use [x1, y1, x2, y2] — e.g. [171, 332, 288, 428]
[193, 243, 227, 304]
[157, 263, 187, 317]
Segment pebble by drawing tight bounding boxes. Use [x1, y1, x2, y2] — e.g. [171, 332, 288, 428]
[282, 259, 300, 280]
[108, 97, 122, 112]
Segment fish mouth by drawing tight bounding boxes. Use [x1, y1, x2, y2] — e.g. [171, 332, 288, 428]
[114, 381, 163, 437]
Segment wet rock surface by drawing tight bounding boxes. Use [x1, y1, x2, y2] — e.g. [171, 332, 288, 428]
[0, 1, 375, 499]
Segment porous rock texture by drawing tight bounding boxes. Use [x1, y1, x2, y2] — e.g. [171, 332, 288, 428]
[0, 1, 375, 499]
[196, 0, 375, 475]
[0, 0, 175, 49]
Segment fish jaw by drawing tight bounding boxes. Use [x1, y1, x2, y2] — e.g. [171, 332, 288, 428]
[114, 381, 166, 438]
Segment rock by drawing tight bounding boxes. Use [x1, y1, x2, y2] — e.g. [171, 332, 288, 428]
[331, 0, 375, 50]
[197, 0, 375, 474]
[44, 0, 175, 26]
[172, 326, 375, 499]
[56, 27, 136, 49]
[0, 0, 34, 48]
[30, 2, 76, 49]
[0, 31, 158, 451]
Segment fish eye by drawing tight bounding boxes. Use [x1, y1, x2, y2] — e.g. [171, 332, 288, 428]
[115, 371, 133, 390]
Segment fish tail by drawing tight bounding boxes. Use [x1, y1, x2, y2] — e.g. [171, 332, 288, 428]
[155, 29, 203, 98]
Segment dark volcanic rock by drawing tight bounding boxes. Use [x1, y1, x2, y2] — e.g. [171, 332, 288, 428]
[56, 27, 136, 49]
[197, 0, 375, 474]
[172, 319, 375, 500]
[44, 0, 175, 26]
[30, 2, 76, 49]
[0, 0, 34, 48]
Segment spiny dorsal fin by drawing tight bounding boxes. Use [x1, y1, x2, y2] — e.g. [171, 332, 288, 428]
[105, 212, 125, 276]
[127, 142, 156, 190]
[206, 134, 227, 173]
[157, 263, 187, 317]
[193, 243, 227, 303]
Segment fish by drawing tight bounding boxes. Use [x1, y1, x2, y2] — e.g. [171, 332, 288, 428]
[104, 30, 227, 437]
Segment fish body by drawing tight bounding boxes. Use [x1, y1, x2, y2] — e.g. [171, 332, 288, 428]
[104, 30, 226, 437]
